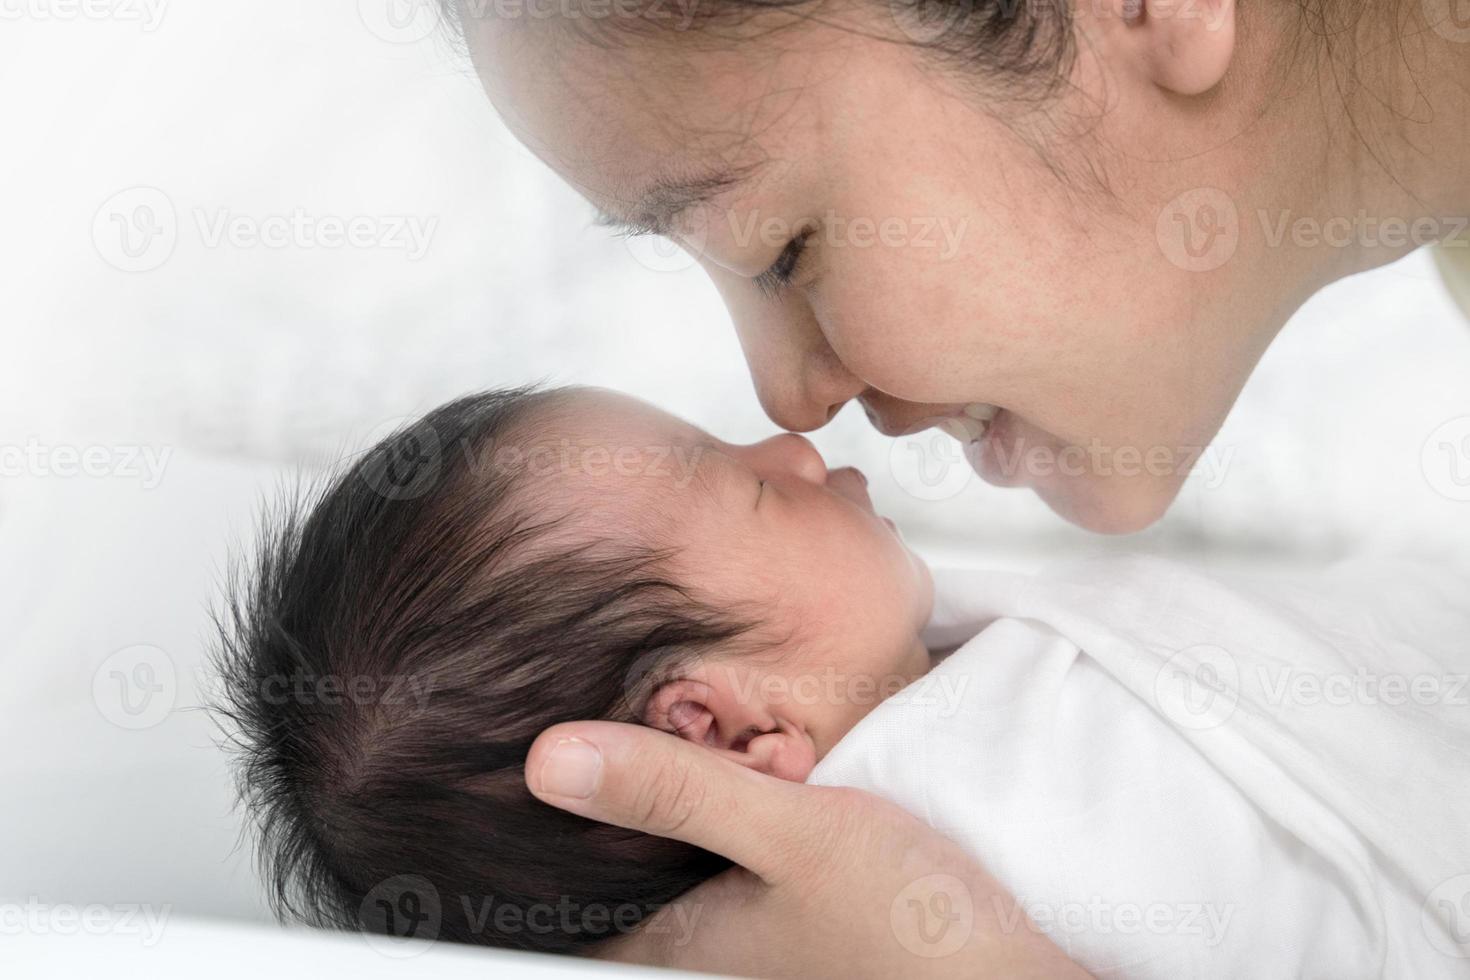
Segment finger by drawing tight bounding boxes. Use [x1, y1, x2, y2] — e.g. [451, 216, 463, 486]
[524, 720, 814, 882]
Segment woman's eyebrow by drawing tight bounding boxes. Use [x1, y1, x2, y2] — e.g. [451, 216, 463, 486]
[595, 163, 766, 236]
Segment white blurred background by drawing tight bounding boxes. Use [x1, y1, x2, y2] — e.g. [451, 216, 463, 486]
[1, 0, 1468, 943]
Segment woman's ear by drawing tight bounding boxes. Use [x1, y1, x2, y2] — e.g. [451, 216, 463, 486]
[642, 676, 816, 783]
[1111, 0, 1237, 97]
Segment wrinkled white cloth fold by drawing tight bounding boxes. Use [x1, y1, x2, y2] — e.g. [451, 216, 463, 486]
[810, 555, 1470, 979]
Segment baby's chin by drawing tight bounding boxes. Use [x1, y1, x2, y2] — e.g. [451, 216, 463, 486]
[916, 551, 936, 622]
[899, 540, 936, 632]
[876, 514, 935, 623]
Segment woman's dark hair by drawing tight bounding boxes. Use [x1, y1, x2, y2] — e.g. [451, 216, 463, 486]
[441, 0, 1075, 93]
[212, 387, 749, 954]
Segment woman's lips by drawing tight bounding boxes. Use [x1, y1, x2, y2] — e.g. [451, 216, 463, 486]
[922, 403, 1003, 474]
[937, 416, 985, 443]
[965, 409, 1066, 490]
[965, 408, 1019, 486]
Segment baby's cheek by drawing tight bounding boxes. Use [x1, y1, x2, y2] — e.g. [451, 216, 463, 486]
[911, 552, 936, 629]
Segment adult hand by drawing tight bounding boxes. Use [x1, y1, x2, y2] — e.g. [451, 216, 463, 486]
[525, 721, 1087, 978]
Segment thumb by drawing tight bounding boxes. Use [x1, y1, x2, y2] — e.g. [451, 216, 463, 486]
[525, 720, 817, 883]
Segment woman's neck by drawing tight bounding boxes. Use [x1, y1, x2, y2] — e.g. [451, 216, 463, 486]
[1294, 3, 1470, 278]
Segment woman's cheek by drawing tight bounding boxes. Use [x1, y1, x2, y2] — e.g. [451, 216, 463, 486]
[811, 266, 994, 404]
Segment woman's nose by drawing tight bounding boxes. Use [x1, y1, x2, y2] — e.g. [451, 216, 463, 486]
[737, 433, 828, 486]
[719, 284, 866, 432]
[752, 344, 865, 433]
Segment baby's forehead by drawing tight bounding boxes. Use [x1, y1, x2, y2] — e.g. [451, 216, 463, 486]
[504, 388, 728, 508]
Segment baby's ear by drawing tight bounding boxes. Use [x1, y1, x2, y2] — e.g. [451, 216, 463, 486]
[642, 679, 719, 746]
[642, 675, 815, 783]
[736, 724, 816, 783]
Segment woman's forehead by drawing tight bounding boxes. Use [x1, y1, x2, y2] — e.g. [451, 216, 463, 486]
[467, 13, 848, 202]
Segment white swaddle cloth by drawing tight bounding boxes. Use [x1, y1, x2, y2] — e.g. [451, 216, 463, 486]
[810, 555, 1470, 979]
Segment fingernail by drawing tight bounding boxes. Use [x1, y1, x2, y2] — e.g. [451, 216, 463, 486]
[537, 737, 602, 799]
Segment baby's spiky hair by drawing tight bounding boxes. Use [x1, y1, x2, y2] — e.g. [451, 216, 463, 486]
[211, 387, 743, 953]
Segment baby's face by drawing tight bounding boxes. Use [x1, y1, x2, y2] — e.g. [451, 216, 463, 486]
[523, 389, 934, 774]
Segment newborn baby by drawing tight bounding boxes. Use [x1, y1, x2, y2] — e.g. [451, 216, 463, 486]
[216, 384, 938, 953]
[217, 385, 1470, 976]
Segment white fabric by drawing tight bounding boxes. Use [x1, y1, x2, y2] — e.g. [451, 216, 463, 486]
[1436, 243, 1470, 323]
[811, 556, 1470, 978]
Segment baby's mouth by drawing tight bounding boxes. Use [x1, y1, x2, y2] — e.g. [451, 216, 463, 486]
[829, 466, 906, 534]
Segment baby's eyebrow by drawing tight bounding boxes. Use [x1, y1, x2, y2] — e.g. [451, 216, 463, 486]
[684, 447, 745, 504]
[596, 162, 767, 237]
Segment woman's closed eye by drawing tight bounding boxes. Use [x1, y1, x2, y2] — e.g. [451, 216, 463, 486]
[754, 229, 813, 297]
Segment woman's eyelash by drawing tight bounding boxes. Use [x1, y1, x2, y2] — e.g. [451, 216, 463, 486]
[592, 209, 658, 238]
[754, 230, 813, 297]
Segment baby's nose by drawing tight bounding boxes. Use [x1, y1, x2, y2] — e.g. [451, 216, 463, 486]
[749, 433, 828, 485]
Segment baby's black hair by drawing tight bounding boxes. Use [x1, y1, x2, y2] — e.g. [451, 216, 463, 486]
[212, 387, 743, 954]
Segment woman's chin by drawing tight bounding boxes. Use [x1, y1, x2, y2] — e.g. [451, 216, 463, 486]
[1036, 478, 1176, 535]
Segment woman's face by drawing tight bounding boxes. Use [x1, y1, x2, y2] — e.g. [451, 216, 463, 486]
[468, 5, 1324, 532]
